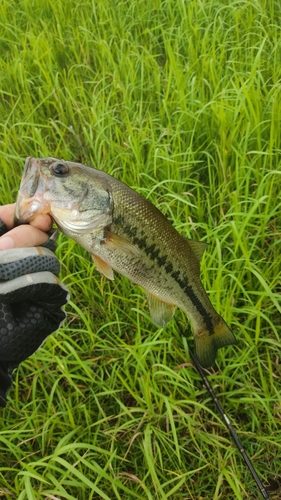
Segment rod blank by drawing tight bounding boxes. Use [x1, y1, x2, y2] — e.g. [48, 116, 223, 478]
[179, 326, 270, 500]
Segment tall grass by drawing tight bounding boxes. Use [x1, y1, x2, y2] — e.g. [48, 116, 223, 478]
[0, 0, 281, 498]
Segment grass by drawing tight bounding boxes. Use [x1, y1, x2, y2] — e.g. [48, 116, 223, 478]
[0, 0, 281, 498]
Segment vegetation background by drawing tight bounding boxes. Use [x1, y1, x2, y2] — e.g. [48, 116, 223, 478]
[0, 0, 280, 499]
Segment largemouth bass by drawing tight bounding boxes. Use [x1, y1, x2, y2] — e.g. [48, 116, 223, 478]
[15, 157, 236, 367]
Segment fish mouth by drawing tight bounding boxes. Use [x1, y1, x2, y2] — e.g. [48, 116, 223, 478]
[14, 157, 51, 225]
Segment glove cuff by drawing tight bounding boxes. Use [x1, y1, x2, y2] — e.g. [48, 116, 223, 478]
[0, 247, 61, 280]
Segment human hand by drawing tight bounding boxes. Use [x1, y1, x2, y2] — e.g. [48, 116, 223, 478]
[0, 203, 53, 250]
[0, 205, 69, 407]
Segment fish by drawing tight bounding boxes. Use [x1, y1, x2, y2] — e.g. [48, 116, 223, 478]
[15, 156, 236, 368]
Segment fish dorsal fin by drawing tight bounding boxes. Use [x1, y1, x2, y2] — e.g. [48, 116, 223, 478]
[187, 240, 208, 263]
[146, 292, 175, 328]
[103, 230, 141, 257]
[92, 254, 114, 280]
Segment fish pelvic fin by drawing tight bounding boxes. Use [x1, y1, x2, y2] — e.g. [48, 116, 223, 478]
[194, 317, 236, 368]
[92, 254, 114, 280]
[146, 292, 175, 328]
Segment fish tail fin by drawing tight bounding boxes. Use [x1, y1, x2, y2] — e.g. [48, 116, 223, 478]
[194, 317, 236, 368]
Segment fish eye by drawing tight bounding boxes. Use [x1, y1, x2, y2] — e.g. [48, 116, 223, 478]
[52, 163, 69, 177]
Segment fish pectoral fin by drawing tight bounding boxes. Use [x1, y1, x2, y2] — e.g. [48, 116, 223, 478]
[146, 292, 175, 328]
[187, 239, 208, 263]
[103, 230, 141, 257]
[91, 254, 114, 280]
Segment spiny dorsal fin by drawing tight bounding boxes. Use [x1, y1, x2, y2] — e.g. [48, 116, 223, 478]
[146, 291, 175, 328]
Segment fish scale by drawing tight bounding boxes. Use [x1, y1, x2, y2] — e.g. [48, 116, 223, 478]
[15, 156, 236, 367]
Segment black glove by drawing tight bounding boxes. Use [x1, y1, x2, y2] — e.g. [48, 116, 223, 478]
[0, 220, 69, 407]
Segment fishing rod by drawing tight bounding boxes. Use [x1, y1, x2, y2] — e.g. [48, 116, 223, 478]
[178, 325, 270, 500]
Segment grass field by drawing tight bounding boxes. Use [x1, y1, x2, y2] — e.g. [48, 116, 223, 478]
[0, 0, 281, 499]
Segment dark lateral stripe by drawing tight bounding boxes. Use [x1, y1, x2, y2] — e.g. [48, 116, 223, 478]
[113, 214, 215, 333]
[170, 270, 214, 334]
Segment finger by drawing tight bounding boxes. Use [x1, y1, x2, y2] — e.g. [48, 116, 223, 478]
[0, 204, 16, 230]
[29, 214, 53, 232]
[0, 204, 53, 232]
[0, 225, 49, 250]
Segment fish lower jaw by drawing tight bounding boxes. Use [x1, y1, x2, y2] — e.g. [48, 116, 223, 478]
[15, 197, 51, 223]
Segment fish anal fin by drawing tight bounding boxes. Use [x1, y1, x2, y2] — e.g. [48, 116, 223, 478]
[187, 240, 208, 263]
[92, 254, 114, 280]
[146, 292, 175, 328]
[103, 230, 141, 257]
